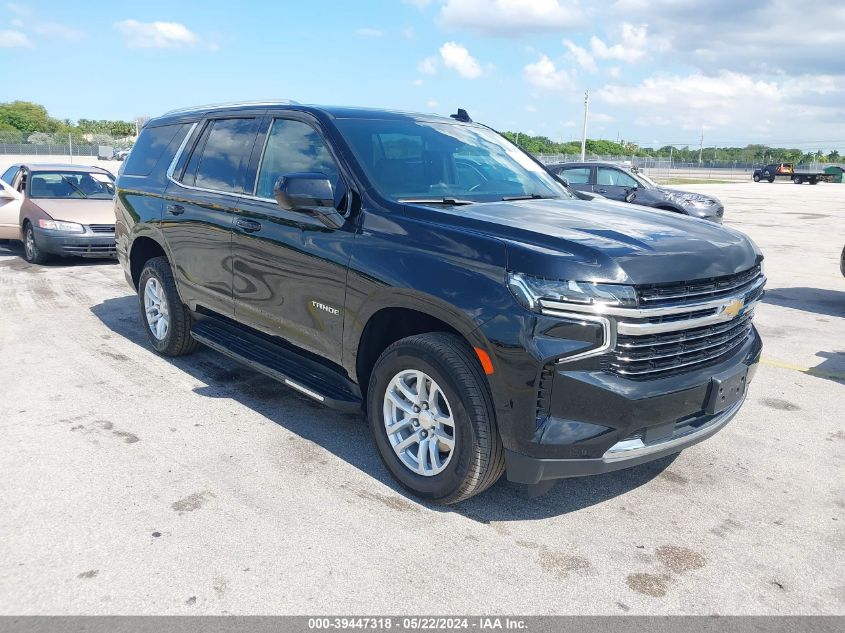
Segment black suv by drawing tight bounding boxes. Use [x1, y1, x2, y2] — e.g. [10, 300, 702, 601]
[115, 102, 764, 503]
[547, 161, 725, 223]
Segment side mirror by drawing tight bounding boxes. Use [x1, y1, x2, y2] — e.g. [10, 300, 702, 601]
[0, 187, 19, 201]
[624, 190, 637, 203]
[273, 172, 344, 228]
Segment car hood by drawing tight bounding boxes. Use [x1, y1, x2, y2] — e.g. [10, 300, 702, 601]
[437, 198, 758, 285]
[32, 199, 115, 225]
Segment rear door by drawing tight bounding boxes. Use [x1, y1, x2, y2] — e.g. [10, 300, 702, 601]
[162, 116, 261, 317]
[230, 113, 354, 365]
[0, 172, 23, 239]
[556, 165, 593, 193]
[595, 166, 639, 201]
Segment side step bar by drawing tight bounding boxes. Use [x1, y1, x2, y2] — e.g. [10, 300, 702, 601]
[190, 319, 362, 412]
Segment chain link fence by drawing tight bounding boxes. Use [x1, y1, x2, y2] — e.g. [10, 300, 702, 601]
[0, 131, 133, 157]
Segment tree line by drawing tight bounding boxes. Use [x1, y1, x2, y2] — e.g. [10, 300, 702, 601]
[0, 100, 137, 143]
[500, 131, 841, 164]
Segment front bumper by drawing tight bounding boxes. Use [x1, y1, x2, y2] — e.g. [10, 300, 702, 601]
[503, 326, 761, 484]
[33, 227, 116, 258]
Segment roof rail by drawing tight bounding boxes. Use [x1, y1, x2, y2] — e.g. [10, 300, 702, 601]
[162, 100, 300, 116]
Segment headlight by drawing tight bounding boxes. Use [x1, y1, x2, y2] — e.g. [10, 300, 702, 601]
[38, 219, 84, 233]
[508, 272, 637, 311]
[665, 192, 714, 209]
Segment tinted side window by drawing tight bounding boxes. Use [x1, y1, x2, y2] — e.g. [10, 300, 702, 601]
[190, 118, 256, 193]
[123, 124, 187, 177]
[560, 167, 590, 184]
[1, 165, 18, 185]
[255, 119, 340, 199]
[597, 167, 638, 188]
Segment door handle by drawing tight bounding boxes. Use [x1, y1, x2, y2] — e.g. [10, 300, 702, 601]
[598, 189, 608, 193]
[166, 203, 185, 216]
[236, 218, 262, 233]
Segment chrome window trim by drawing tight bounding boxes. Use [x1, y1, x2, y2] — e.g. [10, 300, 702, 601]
[165, 121, 279, 204]
[163, 100, 298, 117]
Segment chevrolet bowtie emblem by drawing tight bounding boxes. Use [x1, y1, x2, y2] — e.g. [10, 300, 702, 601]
[723, 299, 744, 318]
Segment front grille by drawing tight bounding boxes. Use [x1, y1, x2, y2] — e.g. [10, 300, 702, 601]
[604, 267, 763, 379]
[61, 243, 116, 254]
[607, 312, 754, 378]
[88, 224, 115, 234]
[637, 265, 761, 306]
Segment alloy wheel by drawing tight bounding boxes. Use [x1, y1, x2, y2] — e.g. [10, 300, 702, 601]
[383, 369, 456, 476]
[143, 277, 170, 340]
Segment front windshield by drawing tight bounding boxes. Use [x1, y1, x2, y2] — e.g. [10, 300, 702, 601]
[635, 171, 659, 189]
[334, 118, 572, 202]
[29, 171, 114, 199]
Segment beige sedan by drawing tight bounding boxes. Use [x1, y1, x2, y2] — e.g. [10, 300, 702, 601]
[0, 163, 116, 264]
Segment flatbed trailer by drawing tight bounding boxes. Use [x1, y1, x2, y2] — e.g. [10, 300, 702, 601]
[752, 162, 833, 184]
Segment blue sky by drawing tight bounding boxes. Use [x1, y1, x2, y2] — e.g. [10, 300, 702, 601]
[2, 0, 844, 150]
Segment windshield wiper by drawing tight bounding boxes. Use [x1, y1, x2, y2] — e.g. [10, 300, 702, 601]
[61, 176, 88, 198]
[398, 197, 475, 206]
[501, 193, 559, 201]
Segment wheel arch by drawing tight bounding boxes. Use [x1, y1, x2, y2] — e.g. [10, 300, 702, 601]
[351, 290, 493, 400]
[128, 235, 168, 290]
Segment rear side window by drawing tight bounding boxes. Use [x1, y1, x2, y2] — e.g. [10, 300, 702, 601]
[182, 118, 256, 193]
[560, 167, 590, 184]
[1, 165, 18, 185]
[123, 124, 188, 177]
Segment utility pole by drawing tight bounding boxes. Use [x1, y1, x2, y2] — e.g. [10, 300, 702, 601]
[698, 130, 704, 166]
[515, 132, 520, 148]
[580, 90, 589, 162]
[68, 133, 73, 164]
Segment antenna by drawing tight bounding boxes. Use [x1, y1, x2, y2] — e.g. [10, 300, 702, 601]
[450, 108, 472, 123]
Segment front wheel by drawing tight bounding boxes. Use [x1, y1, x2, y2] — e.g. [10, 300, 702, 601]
[137, 256, 199, 356]
[22, 222, 51, 264]
[367, 333, 505, 504]
[793, 176, 802, 184]
[752, 174, 761, 182]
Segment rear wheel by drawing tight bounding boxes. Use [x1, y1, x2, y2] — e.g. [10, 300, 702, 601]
[793, 175, 803, 184]
[810, 178, 819, 185]
[768, 176, 775, 183]
[137, 256, 199, 356]
[22, 222, 51, 264]
[367, 332, 505, 504]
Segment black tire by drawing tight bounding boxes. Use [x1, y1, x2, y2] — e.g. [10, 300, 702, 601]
[793, 176, 802, 184]
[367, 332, 505, 504]
[22, 222, 51, 264]
[810, 178, 819, 185]
[752, 174, 761, 182]
[767, 176, 775, 183]
[137, 256, 199, 357]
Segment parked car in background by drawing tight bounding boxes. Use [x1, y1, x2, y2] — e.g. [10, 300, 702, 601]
[114, 148, 131, 161]
[752, 162, 833, 184]
[1, 163, 117, 263]
[115, 102, 764, 503]
[547, 161, 725, 223]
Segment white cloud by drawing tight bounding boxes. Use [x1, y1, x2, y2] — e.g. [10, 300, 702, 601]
[412, 79, 424, 86]
[6, 2, 29, 16]
[439, 41, 483, 79]
[590, 23, 653, 62]
[0, 29, 31, 47]
[426, 99, 440, 108]
[523, 54, 573, 91]
[418, 56, 438, 75]
[115, 19, 199, 48]
[607, 66, 621, 78]
[34, 22, 85, 42]
[525, 105, 537, 112]
[356, 27, 383, 38]
[438, 0, 583, 37]
[563, 40, 596, 72]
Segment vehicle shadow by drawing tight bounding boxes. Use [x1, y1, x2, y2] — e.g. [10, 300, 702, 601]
[90, 295, 673, 522]
[763, 287, 845, 318]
